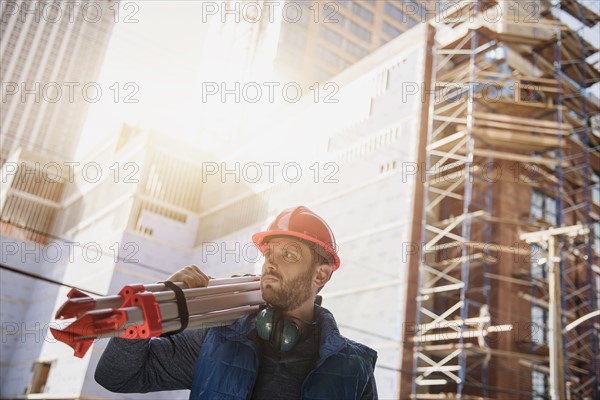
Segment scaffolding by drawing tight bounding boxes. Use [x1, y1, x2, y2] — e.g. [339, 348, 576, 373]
[411, 0, 599, 398]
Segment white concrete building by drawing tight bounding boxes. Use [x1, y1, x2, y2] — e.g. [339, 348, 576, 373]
[196, 24, 430, 398]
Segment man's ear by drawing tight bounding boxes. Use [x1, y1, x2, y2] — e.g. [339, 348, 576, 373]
[314, 263, 331, 288]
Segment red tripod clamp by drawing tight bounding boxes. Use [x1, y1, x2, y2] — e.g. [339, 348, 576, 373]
[121, 292, 163, 339]
[118, 284, 148, 307]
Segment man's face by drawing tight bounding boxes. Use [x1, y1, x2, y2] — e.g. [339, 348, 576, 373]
[260, 237, 315, 311]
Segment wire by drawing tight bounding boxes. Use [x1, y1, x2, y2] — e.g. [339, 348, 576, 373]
[2, 218, 401, 285]
[375, 364, 414, 375]
[1, 262, 103, 296]
[337, 322, 400, 343]
[1, 220, 173, 276]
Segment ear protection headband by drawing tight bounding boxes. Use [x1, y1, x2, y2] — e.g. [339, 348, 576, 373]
[256, 308, 302, 352]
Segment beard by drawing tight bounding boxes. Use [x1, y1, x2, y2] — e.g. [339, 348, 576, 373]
[261, 267, 313, 311]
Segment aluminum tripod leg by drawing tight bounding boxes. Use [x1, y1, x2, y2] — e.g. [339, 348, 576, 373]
[50, 276, 265, 357]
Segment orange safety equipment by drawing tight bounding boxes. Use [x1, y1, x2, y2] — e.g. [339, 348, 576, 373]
[252, 206, 340, 271]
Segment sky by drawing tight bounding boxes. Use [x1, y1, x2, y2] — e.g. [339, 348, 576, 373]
[77, 1, 211, 157]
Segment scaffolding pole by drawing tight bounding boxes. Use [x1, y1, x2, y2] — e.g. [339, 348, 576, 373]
[521, 224, 590, 400]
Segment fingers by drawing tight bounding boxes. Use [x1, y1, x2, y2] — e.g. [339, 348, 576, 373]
[167, 265, 210, 288]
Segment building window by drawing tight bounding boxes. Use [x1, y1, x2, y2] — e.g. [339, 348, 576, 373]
[347, 20, 372, 43]
[593, 170, 599, 205]
[384, 2, 419, 28]
[531, 305, 548, 345]
[530, 189, 556, 224]
[382, 21, 402, 38]
[380, 160, 397, 174]
[350, 1, 374, 23]
[532, 370, 549, 400]
[530, 244, 545, 279]
[321, 26, 368, 59]
[333, 12, 371, 43]
[345, 41, 367, 58]
[320, 25, 343, 46]
[315, 45, 350, 69]
[27, 361, 52, 394]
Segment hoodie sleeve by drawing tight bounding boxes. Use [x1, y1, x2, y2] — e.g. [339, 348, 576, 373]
[94, 328, 208, 393]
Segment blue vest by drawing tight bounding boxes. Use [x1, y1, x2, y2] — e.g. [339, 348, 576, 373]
[189, 306, 378, 400]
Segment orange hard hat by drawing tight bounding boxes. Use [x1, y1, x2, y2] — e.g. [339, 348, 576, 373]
[252, 206, 340, 271]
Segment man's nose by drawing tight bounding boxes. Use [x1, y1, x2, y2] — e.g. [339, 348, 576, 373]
[264, 262, 274, 273]
[263, 253, 278, 271]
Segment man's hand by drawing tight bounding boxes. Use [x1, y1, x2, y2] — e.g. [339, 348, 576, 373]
[166, 265, 210, 288]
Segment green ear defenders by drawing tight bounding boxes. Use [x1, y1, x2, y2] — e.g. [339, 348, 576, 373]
[256, 308, 301, 352]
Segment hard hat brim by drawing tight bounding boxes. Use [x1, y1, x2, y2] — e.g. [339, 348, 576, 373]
[252, 230, 340, 271]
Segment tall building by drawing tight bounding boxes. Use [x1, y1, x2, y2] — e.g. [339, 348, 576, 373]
[200, 0, 430, 85]
[222, 0, 436, 85]
[272, 0, 432, 86]
[0, 0, 117, 163]
[0, 0, 117, 251]
[0, 1, 120, 396]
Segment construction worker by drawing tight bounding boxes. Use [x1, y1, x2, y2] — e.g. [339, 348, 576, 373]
[94, 206, 378, 399]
